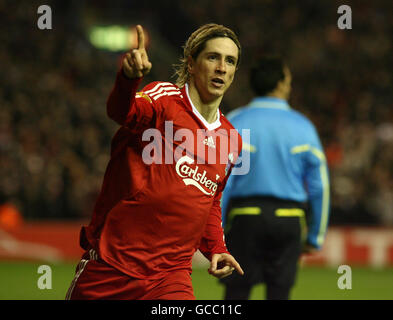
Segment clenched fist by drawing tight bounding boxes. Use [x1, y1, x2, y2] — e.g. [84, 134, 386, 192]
[123, 25, 152, 79]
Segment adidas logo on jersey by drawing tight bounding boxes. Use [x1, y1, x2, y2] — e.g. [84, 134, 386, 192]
[203, 136, 216, 149]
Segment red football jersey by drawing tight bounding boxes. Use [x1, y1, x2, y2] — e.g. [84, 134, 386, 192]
[80, 71, 242, 279]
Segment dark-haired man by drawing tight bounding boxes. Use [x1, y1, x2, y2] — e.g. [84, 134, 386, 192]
[220, 56, 330, 300]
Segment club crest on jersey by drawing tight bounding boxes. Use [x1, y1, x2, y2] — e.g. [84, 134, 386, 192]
[175, 155, 218, 196]
[136, 91, 152, 103]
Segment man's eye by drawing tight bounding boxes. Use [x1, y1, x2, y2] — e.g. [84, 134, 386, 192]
[208, 55, 217, 60]
[227, 58, 235, 65]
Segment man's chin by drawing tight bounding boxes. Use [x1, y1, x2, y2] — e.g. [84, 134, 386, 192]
[208, 86, 226, 98]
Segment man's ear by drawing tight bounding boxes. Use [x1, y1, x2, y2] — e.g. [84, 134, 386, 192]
[276, 77, 287, 93]
[187, 56, 194, 75]
[276, 79, 284, 91]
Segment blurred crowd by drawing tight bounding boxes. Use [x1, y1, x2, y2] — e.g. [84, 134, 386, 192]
[1, 1, 392, 225]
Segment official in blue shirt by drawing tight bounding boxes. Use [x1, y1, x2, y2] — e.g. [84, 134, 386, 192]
[221, 56, 330, 300]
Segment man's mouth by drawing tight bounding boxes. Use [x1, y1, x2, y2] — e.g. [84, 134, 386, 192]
[211, 78, 225, 87]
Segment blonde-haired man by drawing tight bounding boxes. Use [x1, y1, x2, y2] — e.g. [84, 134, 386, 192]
[67, 24, 244, 300]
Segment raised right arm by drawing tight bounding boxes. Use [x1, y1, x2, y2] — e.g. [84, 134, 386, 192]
[106, 25, 154, 127]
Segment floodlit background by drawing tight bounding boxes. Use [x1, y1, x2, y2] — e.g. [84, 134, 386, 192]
[0, 0, 392, 300]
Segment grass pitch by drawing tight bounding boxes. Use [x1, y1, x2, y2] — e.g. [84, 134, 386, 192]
[0, 261, 391, 300]
[192, 265, 393, 300]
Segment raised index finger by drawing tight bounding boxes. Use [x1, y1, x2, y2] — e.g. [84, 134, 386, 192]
[136, 25, 145, 50]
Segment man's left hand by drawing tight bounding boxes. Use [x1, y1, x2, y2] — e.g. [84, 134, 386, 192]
[208, 253, 244, 279]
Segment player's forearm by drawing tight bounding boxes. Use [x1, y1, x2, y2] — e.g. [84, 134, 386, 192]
[106, 70, 142, 125]
[199, 200, 229, 260]
[199, 237, 230, 261]
[220, 176, 234, 226]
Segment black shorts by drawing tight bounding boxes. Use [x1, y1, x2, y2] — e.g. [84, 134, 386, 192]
[221, 196, 307, 289]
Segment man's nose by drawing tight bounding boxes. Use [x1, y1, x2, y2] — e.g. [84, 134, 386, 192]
[216, 59, 227, 73]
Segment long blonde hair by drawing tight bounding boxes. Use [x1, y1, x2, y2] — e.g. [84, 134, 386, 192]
[173, 23, 241, 88]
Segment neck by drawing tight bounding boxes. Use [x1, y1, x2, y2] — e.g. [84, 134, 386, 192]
[187, 83, 221, 124]
[266, 88, 288, 101]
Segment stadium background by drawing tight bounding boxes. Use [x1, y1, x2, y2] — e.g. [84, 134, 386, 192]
[0, 0, 392, 299]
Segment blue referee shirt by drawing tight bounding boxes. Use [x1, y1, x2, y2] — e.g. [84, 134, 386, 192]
[222, 97, 330, 249]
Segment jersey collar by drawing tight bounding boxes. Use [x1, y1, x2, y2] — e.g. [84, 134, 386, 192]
[249, 97, 290, 110]
[184, 83, 222, 131]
